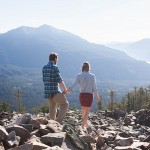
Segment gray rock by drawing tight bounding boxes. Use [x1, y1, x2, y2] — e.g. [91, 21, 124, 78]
[0, 142, 5, 150]
[103, 132, 116, 141]
[29, 119, 40, 129]
[46, 120, 63, 133]
[114, 146, 136, 150]
[30, 129, 40, 137]
[15, 113, 31, 125]
[39, 128, 50, 136]
[131, 141, 150, 149]
[1, 108, 150, 150]
[6, 125, 31, 144]
[67, 116, 78, 126]
[41, 132, 66, 147]
[96, 135, 105, 149]
[0, 125, 8, 142]
[45, 146, 64, 150]
[138, 135, 146, 141]
[5, 131, 20, 147]
[79, 134, 96, 143]
[63, 124, 90, 150]
[36, 117, 48, 125]
[7, 143, 33, 150]
[31, 141, 50, 150]
[143, 135, 150, 142]
[20, 124, 33, 132]
[115, 134, 133, 146]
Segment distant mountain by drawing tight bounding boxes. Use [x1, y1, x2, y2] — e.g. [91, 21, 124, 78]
[0, 64, 39, 78]
[107, 39, 150, 62]
[0, 25, 150, 81]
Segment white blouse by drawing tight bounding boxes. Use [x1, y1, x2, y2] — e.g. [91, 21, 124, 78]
[70, 71, 98, 94]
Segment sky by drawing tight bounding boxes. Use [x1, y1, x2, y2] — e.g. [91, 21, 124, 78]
[0, 0, 150, 44]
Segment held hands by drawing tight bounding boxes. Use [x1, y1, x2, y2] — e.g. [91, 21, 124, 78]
[60, 82, 70, 95]
[62, 87, 71, 95]
[62, 89, 68, 95]
[67, 87, 71, 93]
[96, 93, 101, 103]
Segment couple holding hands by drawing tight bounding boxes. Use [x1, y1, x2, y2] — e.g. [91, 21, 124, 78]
[42, 52, 100, 131]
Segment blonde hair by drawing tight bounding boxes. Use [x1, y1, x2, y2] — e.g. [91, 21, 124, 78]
[82, 62, 90, 72]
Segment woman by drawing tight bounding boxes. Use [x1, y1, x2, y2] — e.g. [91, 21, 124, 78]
[69, 62, 100, 130]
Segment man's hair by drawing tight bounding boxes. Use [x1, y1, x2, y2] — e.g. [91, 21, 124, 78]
[82, 62, 90, 72]
[49, 53, 58, 61]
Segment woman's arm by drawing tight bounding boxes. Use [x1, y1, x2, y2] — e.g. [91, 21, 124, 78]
[68, 75, 79, 92]
[93, 75, 100, 102]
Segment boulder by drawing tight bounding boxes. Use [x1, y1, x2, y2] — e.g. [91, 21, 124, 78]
[41, 132, 66, 147]
[6, 125, 31, 144]
[46, 120, 63, 133]
[4, 131, 20, 148]
[15, 113, 31, 125]
[0, 125, 8, 142]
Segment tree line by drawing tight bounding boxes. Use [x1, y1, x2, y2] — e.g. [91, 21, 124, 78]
[1, 85, 150, 113]
[106, 85, 150, 112]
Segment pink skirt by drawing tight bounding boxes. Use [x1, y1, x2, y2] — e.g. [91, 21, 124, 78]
[79, 93, 93, 107]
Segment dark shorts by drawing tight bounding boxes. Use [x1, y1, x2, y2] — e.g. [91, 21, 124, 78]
[79, 93, 93, 107]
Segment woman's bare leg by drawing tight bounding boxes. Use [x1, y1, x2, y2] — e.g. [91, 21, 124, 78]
[82, 107, 91, 129]
[81, 106, 86, 129]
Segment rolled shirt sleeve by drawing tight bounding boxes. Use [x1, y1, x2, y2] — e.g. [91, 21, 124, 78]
[54, 67, 63, 84]
[92, 75, 98, 94]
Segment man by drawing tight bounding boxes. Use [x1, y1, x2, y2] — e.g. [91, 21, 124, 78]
[42, 52, 69, 123]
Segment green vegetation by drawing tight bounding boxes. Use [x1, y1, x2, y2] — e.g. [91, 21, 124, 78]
[1, 84, 150, 114]
[32, 102, 49, 114]
[118, 86, 150, 112]
[0, 102, 9, 112]
[13, 88, 26, 113]
[96, 95, 103, 110]
[0, 76, 150, 113]
[0, 76, 45, 112]
[106, 86, 150, 113]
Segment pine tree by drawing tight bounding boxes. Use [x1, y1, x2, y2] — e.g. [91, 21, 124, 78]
[0, 102, 9, 112]
[13, 88, 26, 113]
[97, 95, 103, 110]
[108, 90, 116, 111]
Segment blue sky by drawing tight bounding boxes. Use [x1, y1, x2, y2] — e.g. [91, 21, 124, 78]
[0, 0, 150, 43]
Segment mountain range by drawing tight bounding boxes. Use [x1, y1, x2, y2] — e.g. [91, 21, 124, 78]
[0, 25, 150, 81]
[107, 39, 150, 62]
[0, 64, 40, 78]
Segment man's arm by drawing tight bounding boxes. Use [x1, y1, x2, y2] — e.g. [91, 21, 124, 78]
[54, 66, 68, 94]
[59, 81, 68, 94]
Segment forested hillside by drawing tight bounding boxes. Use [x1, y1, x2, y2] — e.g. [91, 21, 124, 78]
[0, 74, 149, 112]
[118, 86, 150, 112]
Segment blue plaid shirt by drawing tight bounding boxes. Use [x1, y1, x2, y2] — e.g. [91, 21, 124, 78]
[42, 61, 63, 98]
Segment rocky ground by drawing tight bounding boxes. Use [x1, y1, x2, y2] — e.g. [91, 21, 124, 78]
[0, 108, 150, 150]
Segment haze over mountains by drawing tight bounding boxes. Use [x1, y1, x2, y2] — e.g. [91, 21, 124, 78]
[0, 25, 150, 81]
[107, 39, 150, 63]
